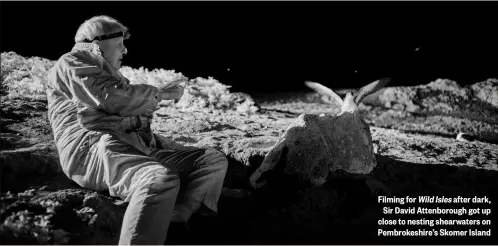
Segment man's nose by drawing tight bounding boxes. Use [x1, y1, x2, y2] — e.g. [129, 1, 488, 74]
[123, 46, 128, 55]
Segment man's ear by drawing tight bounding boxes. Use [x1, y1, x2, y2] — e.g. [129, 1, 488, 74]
[91, 40, 104, 57]
[92, 40, 102, 49]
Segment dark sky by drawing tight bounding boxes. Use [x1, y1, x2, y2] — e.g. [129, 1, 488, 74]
[1, 1, 497, 93]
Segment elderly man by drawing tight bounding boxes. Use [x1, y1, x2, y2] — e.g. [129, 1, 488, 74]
[46, 15, 228, 245]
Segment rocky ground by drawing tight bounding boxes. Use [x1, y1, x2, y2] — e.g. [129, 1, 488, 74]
[1, 52, 497, 244]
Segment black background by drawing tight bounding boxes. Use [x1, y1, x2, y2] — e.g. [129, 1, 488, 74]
[1, 1, 497, 93]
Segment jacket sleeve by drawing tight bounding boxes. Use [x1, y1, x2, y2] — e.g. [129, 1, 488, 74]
[60, 52, 161, 117]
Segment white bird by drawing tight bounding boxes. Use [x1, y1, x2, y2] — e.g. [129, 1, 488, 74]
[456, 132, 477, 142]
[305, 77, 391, 114]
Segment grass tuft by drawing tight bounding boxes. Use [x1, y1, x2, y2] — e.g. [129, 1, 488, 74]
[1, 52, 258, 113]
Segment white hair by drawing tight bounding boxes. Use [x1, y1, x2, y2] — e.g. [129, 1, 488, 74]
[74, 15, 127, 43]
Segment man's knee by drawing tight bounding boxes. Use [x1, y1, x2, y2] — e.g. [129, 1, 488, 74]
[137, 166, 181, 195]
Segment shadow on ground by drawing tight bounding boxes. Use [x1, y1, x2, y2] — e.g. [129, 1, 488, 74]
[191, 154, 497, 245]
[1, 154, 497, 244]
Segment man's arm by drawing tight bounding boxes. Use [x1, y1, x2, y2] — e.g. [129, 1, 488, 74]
[60, 52, 161, 117]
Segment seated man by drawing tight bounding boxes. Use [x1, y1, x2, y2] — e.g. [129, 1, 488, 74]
[46, 15, 228, 245]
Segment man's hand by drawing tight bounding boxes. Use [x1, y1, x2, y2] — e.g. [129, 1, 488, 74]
[158, 77, 188, 102]
[159, 85, 185, 102]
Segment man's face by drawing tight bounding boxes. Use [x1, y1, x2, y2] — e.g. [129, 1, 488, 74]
[98, 32, 127, 70]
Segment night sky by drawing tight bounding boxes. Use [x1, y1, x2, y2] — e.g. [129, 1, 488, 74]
[1, 1, 497, 93]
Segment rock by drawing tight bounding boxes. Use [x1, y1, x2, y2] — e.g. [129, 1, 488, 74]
[0, 188, 123, 244]
[470, 78, 498, 107]
[373, 78, 498, 124]
[79, 193, 126, 238]
[250, 112, 376, 189]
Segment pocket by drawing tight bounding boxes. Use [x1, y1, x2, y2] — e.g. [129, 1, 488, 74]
[77, 131, 102, 166]
[77, 139, 91, 166]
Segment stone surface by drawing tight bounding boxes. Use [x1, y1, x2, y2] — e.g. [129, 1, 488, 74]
[370, 78, 498, 125]
[250, 111, 376, 189]
[0, 187, 125, 244]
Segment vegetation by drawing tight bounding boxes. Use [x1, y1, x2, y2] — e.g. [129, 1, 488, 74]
[0, 52, 258, 113]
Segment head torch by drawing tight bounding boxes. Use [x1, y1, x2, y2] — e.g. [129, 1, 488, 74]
[84, 29, 130, 42]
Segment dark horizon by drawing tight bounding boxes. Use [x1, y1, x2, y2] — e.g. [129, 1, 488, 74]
[1, 1, 497, 93]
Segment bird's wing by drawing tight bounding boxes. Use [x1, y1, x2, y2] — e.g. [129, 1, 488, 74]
[305, 81, 344, 106]
[354, 77, 391, 104]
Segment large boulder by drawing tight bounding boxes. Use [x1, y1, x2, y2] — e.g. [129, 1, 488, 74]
[250, 112, 376, 189]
